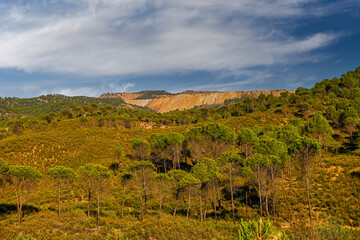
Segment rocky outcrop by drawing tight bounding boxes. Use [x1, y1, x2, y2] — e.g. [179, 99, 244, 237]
[99, 89, 295, 113]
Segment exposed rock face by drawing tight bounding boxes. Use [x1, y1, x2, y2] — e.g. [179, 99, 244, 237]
[99, 89, 295, 113]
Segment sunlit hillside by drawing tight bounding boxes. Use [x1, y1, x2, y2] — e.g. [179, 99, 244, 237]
[0, 67, 360, 239]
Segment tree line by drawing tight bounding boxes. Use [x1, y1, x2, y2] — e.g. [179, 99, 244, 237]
[0, 116, 338, 230]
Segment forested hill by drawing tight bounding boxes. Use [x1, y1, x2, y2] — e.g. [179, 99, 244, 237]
[0, 67, 360, 239]
[0, 94, 150, 117]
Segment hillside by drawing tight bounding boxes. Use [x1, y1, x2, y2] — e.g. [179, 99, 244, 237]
[0, 67, 360, 239]
[0, 94, 150, 117]
[99, 89, 295, 112]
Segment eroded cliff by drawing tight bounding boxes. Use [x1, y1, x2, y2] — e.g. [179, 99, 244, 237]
[99, 89, 295, 113]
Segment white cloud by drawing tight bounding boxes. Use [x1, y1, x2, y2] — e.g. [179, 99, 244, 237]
[107, 82, 135, 93]
[43, 82, 135, 97]
[21, 84, 41, 95]
[54, 87, 100, 97]
[0, 0, 348, 77]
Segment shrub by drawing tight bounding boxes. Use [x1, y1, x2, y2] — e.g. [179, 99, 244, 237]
[238, 218, 287, 240]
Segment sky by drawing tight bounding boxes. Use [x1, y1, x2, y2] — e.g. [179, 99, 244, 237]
[0, 0, 360, 98]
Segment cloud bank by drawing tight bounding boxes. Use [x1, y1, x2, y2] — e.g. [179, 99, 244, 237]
[0, 0, 349, 78]
[42, 82, 135, 97]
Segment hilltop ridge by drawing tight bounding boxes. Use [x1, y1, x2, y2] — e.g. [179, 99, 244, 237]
[0, 94, 148, 117]
[99, 89, 295, 112]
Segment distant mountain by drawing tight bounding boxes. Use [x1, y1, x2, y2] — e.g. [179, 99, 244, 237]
[99, 89, 295, 112]
[133, 90, 174, 99]
[0, 94, 147, 116]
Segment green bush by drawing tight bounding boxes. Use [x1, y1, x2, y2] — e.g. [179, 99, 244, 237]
[16, 234, 37, 240]
[238, 218, 287, 240]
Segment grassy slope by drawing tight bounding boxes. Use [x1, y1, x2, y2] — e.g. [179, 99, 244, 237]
[0, 108, 359, 239]
[0, 107, 290, 170]
[0, 210, 238, 240]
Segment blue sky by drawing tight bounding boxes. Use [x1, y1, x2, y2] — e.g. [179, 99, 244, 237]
[0, 0, 360, 98]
